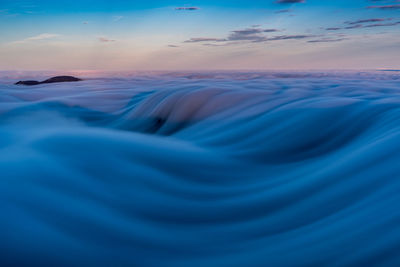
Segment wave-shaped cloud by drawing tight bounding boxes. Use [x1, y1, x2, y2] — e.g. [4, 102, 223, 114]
[1, 71, 400, 265]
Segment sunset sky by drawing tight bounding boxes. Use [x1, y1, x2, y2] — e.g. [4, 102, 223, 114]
[0, 0, 399, 70]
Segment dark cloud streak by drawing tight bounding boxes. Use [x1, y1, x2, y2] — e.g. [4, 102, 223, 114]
[308, 38, 347, 43]
[184, 37, 225, 43]
[268, 35, 314, 41]
[367, 4, 400, 9]
[175, 7, 200, 11]
[275, 9, 292, 13]
[326, 17, 400, 31]
[345, 18, 390, 25]
[276, 0, 305, 3]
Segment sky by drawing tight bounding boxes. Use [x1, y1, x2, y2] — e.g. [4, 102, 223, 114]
[0, 0, 399, 70]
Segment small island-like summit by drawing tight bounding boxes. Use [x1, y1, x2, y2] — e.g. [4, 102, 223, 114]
[15, 76, 82, 86]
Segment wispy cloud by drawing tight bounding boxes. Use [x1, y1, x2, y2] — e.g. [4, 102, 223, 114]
[202, 43, 229, 47]
[11, 33, 61, 44]
[367, 4, 400, 9]
[0, 9, 16, 16]
[226, 28, 279, 42]
[175, 7, 200, 11]
[276, 9, 292, 13]
[184, 27, 280, 44]
[232, 28, 279, 34]
[308, 37, 348, 43]
[276, 0, 305, 3]
[27, 33, 60, 41]
[345, 18, 391, 25]
[362, 21, 400, 27]
[168, 45, 179, 48]
[268, 34, 314, 41]
[113, 16, 124, 21]
[326, 18, 400, 30]
[326, 27, 342, 31]
[98, 37, 116, 42]
[184, 26, 316, 46]
[184, 37, 225, 43]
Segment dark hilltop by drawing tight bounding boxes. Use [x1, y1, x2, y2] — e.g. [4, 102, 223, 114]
[15, 76, 82, 86]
